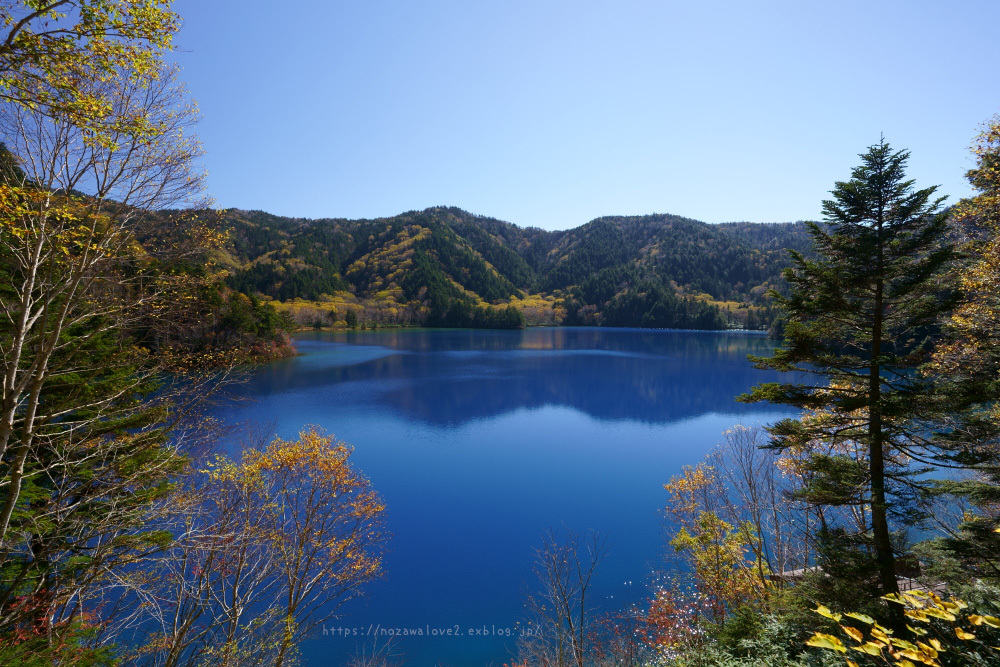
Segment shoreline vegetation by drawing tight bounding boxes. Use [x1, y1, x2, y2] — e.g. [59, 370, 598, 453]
[267, 289, 773, 333]
[281, 321, 772, 334]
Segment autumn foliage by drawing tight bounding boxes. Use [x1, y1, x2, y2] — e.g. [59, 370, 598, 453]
[807, 590, 1000, 667]
[660, 426, 805, 626]
[123, 427, 388, 667]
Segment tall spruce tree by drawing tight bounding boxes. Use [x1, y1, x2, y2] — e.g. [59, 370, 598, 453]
[742, 139, 954, 630]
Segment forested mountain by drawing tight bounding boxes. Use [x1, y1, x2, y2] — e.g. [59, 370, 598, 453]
[210, 206, 812, 330]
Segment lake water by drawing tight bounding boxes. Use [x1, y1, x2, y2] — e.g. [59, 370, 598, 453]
[208, 327, 795, 666]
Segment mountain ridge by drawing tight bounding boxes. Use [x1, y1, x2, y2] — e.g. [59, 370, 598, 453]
[210, 206, 813, 331]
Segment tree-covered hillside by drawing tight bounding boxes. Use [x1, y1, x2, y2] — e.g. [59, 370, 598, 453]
[212, 206, 812, 330]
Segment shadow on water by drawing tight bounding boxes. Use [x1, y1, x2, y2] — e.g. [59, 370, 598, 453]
[250, 328, 786, 426]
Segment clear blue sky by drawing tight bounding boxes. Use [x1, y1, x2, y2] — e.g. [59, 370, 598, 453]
[169, 0, 1000, 231]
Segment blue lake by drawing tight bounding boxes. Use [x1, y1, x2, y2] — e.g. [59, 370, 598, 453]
[208, 327, 795, 666]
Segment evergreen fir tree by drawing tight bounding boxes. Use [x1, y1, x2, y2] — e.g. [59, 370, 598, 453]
[741, 139, 955, 631]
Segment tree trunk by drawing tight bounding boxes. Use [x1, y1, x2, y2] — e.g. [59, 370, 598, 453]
[871, 218, 903, 633]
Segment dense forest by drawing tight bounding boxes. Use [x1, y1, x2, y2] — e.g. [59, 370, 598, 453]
[211, 206, 811, 331]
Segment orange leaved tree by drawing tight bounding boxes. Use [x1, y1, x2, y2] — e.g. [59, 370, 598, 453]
[120, 428, 388, 667]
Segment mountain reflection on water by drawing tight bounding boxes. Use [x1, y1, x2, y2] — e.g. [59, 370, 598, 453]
[211, 327, 797, 667]
[250, 327, 784, 426]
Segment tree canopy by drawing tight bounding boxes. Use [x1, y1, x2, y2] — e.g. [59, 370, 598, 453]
[742, 139, 955, 631]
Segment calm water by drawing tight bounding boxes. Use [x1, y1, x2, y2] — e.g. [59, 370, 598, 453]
[208, 327, 794, 666]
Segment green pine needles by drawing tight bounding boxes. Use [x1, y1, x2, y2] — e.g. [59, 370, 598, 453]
[742, 139, 956, 632]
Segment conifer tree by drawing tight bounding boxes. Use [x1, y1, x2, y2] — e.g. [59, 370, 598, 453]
[742, 139, 954, 630]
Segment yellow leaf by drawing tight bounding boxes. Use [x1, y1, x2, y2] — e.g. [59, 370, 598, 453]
[806, 633, 847, 653]
[916, 641, 938, 658]
[845, 611, 875, 625]
[871, 626, 892, 643]
[890, 638, 919, 652]
[815, 604, 843, 622]
[956, 627, 976, 640]
[969, 614, 1000, 628]
[851, 642, 884, 656]
[841, 625, 864, 643]
[922, 607, 957, 622]
[941, 599, 966, 612]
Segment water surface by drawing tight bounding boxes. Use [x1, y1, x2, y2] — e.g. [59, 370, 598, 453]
[208, 327, 794, 666]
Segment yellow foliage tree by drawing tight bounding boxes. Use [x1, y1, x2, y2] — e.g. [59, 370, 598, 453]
[924, 114, 1000, 581]
[0, 1, 181, 138]
[0, 3, 206, 653]
[932, 114, 1000, 382]
[121, 428, 388, 667]
[663, 462, 771, 623]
